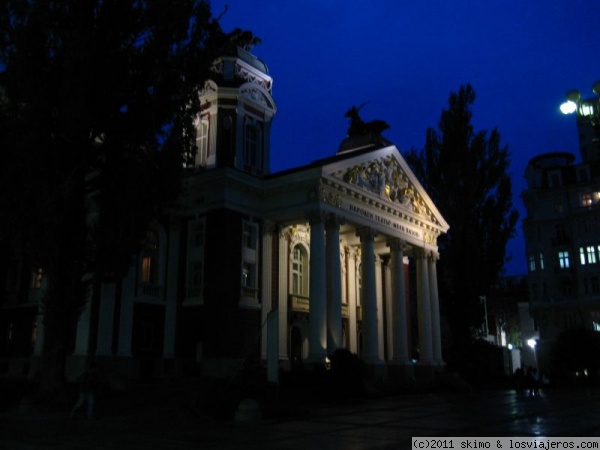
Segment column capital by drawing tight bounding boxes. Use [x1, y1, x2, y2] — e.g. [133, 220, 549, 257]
[356, 226, 377, 241]
[387, 238, 407, 252]
[414, 247, 429, 259]
[326, 213, 344, 228]
[428, 250, 440, 262]
[308, 210, 327, 225]
[263, 220, 278, 235]
[345, 245, 358, 259]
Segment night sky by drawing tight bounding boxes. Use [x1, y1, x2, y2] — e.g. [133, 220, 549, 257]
[212, 1, 600, 276]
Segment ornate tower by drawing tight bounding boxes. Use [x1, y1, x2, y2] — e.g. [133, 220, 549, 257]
[191, 46, 277, 175]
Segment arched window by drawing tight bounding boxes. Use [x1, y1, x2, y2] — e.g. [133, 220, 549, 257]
[291, 245, 308, 296]
[141, 230, 160, 285]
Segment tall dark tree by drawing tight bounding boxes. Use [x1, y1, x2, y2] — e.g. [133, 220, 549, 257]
[405, 84, 518, 363]
[0, 0, 257, 395]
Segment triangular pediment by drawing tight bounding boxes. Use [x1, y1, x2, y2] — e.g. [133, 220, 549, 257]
[323, 146, 449, 232]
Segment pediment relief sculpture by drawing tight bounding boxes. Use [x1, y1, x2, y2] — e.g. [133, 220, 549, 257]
[336, 155, 437, 223]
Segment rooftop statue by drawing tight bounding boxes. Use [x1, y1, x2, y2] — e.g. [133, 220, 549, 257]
[344, 103, 390, 137]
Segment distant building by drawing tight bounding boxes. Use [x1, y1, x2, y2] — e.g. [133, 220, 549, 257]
[0, 48, 449, 383]
[522, 99, 600, 372]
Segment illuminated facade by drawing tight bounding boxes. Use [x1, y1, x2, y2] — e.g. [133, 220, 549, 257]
[0, 48, 449, 382]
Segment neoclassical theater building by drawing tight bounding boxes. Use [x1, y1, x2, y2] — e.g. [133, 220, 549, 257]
[0, 47, 448, 382]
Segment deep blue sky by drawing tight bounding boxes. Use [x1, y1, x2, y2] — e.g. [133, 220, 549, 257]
[212, 1, 600, 276]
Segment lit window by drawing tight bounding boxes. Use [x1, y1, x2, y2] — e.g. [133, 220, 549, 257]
[558, 251, 570, 269]
[580, 247, 587, 265]
[291, 245, 308, 296]
[588, 246, 597, 264]
[141, 230, 159, 284]
[242, 262, 256, 288]
[241, 221, 259, 295]
[31, 268, 43, 289]
[529, 254, 536, 272]
[194, 115, 209, 167]
[539, 253, 545, 270]
[580, 102, 594, 117]
[582, 193, 593, 207]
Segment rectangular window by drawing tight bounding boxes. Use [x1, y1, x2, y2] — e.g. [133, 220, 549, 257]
[190, 219, 205, 248]
[529, 254, 536, 272]
[580, 247, 587, 265]
[31, 268, 43, 289]
[549, 171, 562, 187]
[592, 277, 600, 294]
[243, 222, 258, 250]
[539, 253, 545, 270]
[242, 262, 256, 288]
[241, 220, 259, 298]
[244, 123, 261, 171]
[187, 261, 203, 297]
[141, 256, 155, 284]
[558, 251, 570, 269]
[588, 246, 597, 264]
[195, 115, 209, 167]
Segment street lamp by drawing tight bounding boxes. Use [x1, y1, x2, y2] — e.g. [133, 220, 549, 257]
[559, 81, 600, 122]
[560, 81, 600, 162]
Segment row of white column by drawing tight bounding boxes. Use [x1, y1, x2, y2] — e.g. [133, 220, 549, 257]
[305, 213, 443, 367]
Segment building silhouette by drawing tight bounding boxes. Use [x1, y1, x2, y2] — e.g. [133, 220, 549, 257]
[522, 92, 600, 373]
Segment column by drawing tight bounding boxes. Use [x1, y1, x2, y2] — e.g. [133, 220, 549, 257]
[117, 270, 135, 357]
[357, 227, 382, 365]
[429, 252, 443, 365]
[278, 227, 289, 362]
[308, 214, 327, 364]
[96, 283, 116, 356]
[375, 255, 385, 361]
[384, 261, 393, 361]
[416, 248, 433, 364]
[73, 286, 93, 356]
[163, 218, 180, 358]
[389, 239, 410, 364]
[347, 247, 358, 353]
[260, 223, 275, 361]
[326, 215, 343, 353]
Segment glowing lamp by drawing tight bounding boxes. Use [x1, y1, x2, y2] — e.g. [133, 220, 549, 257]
[560, 101, 577, 114]
[527, 338, 537, 349]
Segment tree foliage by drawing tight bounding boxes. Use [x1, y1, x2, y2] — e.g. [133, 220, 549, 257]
[0, 0, 257, 394]
[405, 84, 518, 351]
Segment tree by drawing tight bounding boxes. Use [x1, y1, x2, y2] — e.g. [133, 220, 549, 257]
[0, 0, 257, 396]
[404, 85, 518, 363]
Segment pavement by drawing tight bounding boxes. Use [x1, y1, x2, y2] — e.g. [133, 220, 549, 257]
[2, 384, 600, 450]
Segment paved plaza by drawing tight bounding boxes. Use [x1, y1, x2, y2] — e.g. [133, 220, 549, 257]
[2, 386, 600, 449]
